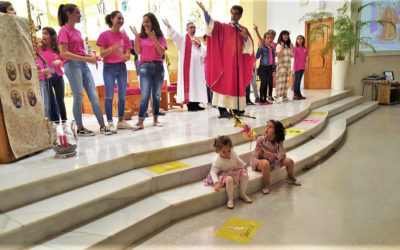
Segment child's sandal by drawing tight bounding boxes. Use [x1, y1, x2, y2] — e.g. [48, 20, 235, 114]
[226, 200, 234, 209]
[287, 178, 302, 186]
[262, 188, 270, 194]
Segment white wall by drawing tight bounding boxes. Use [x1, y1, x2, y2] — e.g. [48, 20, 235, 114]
[266, 0, 345, 41]
[266, 0, 400, 96]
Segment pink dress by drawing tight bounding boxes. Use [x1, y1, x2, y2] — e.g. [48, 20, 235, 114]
[250, 136, 286, 171]
[204, 151, 248, 187]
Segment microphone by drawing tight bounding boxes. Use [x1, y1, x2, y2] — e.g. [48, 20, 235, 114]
[231, 21, 242, 32]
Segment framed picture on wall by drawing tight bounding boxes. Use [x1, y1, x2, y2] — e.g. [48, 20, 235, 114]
[384, 71, 394, 80]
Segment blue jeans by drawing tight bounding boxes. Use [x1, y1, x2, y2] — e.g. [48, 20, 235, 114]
[138, 62, 164, 120]
[64, 60, 104, 126]
[293, 70, 305, 93]
[103, 62, 127, 121]
[40, 79, 59, 122]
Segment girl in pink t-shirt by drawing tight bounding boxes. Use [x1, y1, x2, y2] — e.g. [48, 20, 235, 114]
[129, 13, 167, 130]
[35, 39, 56, 121]
[58, 3, 112, 136]
[40, 27, 67, 122]
[97, 11, 132, 133]
[293, 35, 308, 100]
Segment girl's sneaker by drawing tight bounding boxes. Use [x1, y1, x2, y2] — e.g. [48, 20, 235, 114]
[117, 120, 132, 130]
[108, 122, 117, 134]
[267, 96, 274, 102]
[77, 128, 95, 137]
[100, 126, 112, 135]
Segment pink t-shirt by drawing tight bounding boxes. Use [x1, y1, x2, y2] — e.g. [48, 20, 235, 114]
[96, 30, 133, 64]
[39, 47, 64, 76]
[272, 41, 277, 49]
[36, 56, 46, 80]
[138, 35, 167, 67]
[293, 46, 308, 72]
[58, 25, 86, 62]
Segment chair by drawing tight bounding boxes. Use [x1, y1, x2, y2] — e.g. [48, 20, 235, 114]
[167, 85, 183, 109]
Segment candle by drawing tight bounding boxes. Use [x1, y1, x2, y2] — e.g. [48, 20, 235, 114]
[59, 134, 68, 149]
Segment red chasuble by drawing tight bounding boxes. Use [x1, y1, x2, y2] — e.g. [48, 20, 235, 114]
[205, 21, 255, 97]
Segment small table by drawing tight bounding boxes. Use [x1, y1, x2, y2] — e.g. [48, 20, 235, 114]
[362, 79, 391, 101]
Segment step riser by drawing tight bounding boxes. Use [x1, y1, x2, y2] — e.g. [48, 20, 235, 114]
[309, 91, 351, 110]
[327, 97, 364, 118]
[0, 181, 152, 247]
[346, 103, 378, 125]
[90, 208, 171, 250]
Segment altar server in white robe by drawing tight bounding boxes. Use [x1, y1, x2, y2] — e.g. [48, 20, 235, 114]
[163, 18, 208, 111]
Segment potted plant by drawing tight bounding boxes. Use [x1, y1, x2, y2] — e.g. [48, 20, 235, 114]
[300, 1, 394, 90]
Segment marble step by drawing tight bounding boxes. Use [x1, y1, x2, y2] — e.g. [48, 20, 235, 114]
[284, 95, 363, 149]
[0, 91, 352, 213]
[0, 96, 363, 248]
[33, 101, 377, 250]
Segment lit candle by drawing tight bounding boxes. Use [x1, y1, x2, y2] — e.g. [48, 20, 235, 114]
[59, 134, 68, 149]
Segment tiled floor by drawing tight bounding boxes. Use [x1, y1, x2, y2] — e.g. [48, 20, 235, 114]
[134, 105, 400, 249]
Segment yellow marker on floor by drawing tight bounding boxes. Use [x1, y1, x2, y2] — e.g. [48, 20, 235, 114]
[310, 111, 327, 116]
[285, 128, 306, 135]
[215, 217, 261, 244]
[147, 161, 190, 174]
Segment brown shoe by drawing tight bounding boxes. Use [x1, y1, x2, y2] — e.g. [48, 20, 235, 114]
[293, 94, 302, 100]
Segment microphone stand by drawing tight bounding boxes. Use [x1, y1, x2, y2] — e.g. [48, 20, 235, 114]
[234, 26, 255, 119]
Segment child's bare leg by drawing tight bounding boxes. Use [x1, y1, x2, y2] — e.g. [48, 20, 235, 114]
[257, 160, 271, 192]
[225, 176, 234, 202]
[284, 157, 297, 180]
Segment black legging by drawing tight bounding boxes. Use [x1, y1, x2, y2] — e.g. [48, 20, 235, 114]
[258, 65, 274, 101]
[49, 75, 67, 121]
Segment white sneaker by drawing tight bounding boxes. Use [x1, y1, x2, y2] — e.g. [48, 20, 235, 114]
[117, 120, 132, 130]
[108, 122, 117, 134]
[226, 200, 234, 209]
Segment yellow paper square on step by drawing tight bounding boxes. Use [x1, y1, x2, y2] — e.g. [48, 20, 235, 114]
[215, 217, 261, 244]
[147, 161, 190, 174]
[285, 128, 306, 135]
[310, 112, 327, 116]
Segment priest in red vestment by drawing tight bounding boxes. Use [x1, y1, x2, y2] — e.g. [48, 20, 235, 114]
[197, 1, 255, 118]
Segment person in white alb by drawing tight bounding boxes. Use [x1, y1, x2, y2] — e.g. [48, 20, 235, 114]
[162, 18, 207, 111]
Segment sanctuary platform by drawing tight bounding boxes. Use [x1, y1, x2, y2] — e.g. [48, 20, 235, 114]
[0, 89, 378, 249]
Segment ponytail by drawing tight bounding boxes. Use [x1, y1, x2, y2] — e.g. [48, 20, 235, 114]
[57, 3, 77, 26]
[105, 11, 121, 28]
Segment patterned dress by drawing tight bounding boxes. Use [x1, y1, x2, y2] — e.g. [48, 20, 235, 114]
[275, 45, 292, 98]
[250, 136, 286, 171]
[204, 151, 248, 187]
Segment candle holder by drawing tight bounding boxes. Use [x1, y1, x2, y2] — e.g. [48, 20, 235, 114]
[50, 120, 78, 158]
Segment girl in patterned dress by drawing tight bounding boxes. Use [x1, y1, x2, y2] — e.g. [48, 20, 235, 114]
[250, 120, 301, 194]
[275, 31, 294, 102]
[204, 136, 252, 209]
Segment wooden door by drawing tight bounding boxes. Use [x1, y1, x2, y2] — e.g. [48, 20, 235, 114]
[304, 18, 333, 89]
